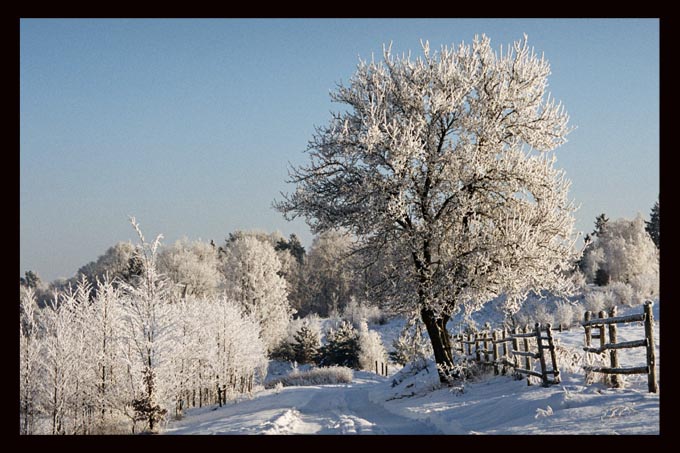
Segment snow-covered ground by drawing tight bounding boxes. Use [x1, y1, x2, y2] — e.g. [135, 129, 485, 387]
[165, 303, 660, 435]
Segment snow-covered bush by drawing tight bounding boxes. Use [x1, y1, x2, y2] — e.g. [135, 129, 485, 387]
[533, 303, 553, 327]
[356, 320, 387, 372]
[583, 290, 612, 314]
[342, 297, 387, 327]
[389, 317, 432, 366]
[552, 341, 584, 374]
[608, 281, 635, 307]
[264, 366, 353, 388]
[554, 301, 577, 330]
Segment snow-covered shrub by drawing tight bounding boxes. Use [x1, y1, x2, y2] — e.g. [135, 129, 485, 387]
[608, 281, 635, 307]
[570, 269, 588, 291]
[533, 303, 553, 327]
[319, 321, 360, 369]
[552, 341, 584, 374]
[554, 301, 577, 330]
[389, 317, 432, 366]
[584, 290, 607, 314]
[356, 320, 387, 371]
[583, 350, 611, 386]
[264, 366, 353, 388]
[342, 297, 386, 327]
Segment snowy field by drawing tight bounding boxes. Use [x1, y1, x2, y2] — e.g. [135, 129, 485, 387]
[165, 303, 660, 435]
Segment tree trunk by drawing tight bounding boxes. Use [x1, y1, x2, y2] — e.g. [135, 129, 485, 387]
[421, 308, 454, 383]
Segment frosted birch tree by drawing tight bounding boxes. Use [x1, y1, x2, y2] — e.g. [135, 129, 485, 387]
[119, 218, 177, 433]
[19, 287, 42, 434]
[86, 275, 129, 431]
[277, 35, 578, 382]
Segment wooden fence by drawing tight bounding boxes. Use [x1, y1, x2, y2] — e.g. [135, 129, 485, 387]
[581, 300, 657, 393]
[454, 323, 560, 387]
[375, 360, 388, 376]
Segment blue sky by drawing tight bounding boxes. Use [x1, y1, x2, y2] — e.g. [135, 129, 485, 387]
[20, 19, 659, 282]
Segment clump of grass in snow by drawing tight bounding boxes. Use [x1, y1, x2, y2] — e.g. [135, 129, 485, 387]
[264, 366, 353, 388]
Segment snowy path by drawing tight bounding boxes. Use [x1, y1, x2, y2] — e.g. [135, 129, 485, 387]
[165, 373, 441, 435]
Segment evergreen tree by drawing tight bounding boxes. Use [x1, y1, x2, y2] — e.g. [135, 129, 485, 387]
[579, 213, 610, 282]
[594, 213, 609, 237]
[645, 199, 660, 249]
[292, 325, 320, 364]
[20, 270, 41, 289]
[320, 321, 360, 369]
[275, 234, 306, 266]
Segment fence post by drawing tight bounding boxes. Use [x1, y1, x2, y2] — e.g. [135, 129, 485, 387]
[512, 326, 519, 367]
[584, 311, 592, 348]
[598, 310, 606, 349]
[608, 306, 621, 388]
[643, 301, 658, 393]
[375, 360, 378, 375]
[484, 331, 492, 365]
[535, 323, 549, 386]
[545, 323, 560, 384]
[475, 333, 482, 362]
[501, 329, 508, 375]
[492, 331, 499, 375]
[523, 325, 532, 386]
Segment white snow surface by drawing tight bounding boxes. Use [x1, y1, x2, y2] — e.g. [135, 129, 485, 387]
[165, 304, 660, 435]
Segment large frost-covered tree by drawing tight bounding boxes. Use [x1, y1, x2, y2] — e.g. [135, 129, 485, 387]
[583, 215, 659, 299]
[277, 35, 577, 382]
[158, 238, 223, 299]
[302, 231, 360, 316]
[221, 236, 292, 352]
